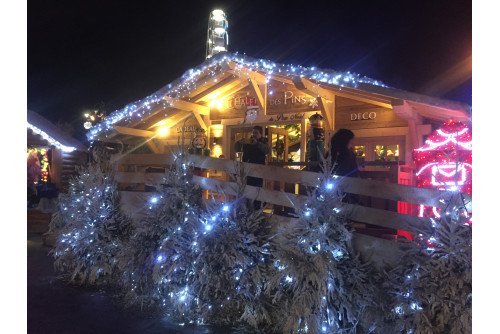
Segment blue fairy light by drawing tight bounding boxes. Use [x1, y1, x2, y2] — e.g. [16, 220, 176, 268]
[150, 197, 158, 204]
[223, 205, 229, 212]
[205, 225, 212, 231]
[326, 183, 333, 190]
[156, 255, 164, 263]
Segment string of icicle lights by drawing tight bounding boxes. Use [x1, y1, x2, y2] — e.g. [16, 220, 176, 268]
[28, 122, 77, 152]
[86, 52, 387, 141]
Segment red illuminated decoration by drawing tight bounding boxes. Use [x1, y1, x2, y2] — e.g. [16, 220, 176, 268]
[414, 119, 472, 217]
[397, 120, 472, 241]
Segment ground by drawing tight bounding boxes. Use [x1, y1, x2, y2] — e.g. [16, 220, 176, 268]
[27, 233, 237, 334]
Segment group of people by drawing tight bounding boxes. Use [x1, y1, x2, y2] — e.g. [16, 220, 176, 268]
[235, 126, 359, 177]
[235, 126, 359, 209]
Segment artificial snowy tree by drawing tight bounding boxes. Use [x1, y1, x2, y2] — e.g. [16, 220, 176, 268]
[269, 160, 377, 334]
[49, 148, 133, 286]
[115, 155, 204, 313]
[115, 156, 277, 330]
[386, 187, 472, 334]
[383, 120, 472, 333]
[190, 199, 276, 328]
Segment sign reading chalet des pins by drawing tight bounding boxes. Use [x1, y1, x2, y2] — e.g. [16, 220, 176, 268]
[210, 82, 319, 120]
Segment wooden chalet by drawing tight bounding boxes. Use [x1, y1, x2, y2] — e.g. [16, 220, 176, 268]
[88, 53, 471, 259]
[27, 110, 87, 233]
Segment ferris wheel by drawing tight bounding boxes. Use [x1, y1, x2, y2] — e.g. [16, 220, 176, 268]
[206, 9, 229, 59]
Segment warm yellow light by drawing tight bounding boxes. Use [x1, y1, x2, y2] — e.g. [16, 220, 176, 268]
[214, 129, 222, 137]
[84, 113, 89, 118]
[206, 91, 222, 100]
[90, 115, 95, 121]
[155, 120, 167, 127]
[158, 127, 169, 136]
[209, 99, 224, 109]
[213, 145, 222, 157]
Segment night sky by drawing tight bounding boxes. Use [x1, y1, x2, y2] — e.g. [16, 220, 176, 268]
[28, 0, 471, 140]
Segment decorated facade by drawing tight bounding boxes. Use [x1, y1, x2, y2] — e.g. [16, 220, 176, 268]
[86, 53, 470, 190]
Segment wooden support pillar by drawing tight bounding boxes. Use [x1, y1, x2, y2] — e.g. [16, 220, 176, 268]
[192, 110, 208, 131]
[248, 79, 267, 114]
[300, 117, 307, 162]
[317, 96, 334, 131]
[392, 101, 424, 164]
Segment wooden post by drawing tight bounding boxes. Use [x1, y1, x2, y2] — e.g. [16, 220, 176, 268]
[300, 118, 307, 163]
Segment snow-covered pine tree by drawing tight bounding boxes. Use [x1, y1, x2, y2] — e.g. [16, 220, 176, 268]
[115, 154, 204, 313]
[189, 200, 276, 329]
[182, 162, 277, 329]
[385, 190, 472, 334]
[49, 148, 133, 286]
[269, 158, 376, 333]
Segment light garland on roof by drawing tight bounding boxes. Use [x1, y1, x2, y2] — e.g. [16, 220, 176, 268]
[28, 122, 77, 152]
[86, 52, 387, 141]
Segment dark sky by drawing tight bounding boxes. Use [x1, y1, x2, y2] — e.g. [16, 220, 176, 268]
[28, 0, 471, 140]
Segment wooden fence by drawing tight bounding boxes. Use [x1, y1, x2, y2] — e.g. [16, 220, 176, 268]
[113, 153, 471, 229]
[112, 153, 472, 267]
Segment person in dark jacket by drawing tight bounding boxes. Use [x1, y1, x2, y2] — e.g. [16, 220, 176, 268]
[328, 129, 359, 177]
[327, 129, 362, 204]
[234, 125, 271, 209]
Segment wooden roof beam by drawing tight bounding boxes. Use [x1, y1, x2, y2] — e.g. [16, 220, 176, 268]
[248, 78, 267, 113]
[192, 111, 207, 131]
[114, 125, 156, 138]
[228, 66, 267, 85]
[293, 77, 393, 109]
[218, 80, 249, 100]
[190, 75, 239, 102]
[163, 96, 210, 115]
[317, 97, 334, 131]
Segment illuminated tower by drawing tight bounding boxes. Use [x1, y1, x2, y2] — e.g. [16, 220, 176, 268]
[206, 9, 229, 59]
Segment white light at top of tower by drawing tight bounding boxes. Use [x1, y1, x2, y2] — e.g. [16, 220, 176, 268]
[206, 9, 229, 59]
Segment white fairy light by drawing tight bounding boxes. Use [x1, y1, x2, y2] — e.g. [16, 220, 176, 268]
[85, 53, 387, 142]
[28, 122, 76, 152]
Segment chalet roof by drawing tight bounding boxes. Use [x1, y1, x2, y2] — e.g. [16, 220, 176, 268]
[28, 110, 87, 152]
[87, 52, 471, 141]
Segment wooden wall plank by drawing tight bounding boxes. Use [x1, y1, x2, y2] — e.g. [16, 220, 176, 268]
[112, 153, 471, 211]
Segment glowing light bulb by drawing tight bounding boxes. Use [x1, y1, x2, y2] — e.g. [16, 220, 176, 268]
[158, 126, 169, 136]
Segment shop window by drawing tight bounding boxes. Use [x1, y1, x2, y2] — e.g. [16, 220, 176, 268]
[374, 144, 399, 162]
[354, 145, 365, 164]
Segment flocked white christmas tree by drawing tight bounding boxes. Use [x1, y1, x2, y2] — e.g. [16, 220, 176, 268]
[49, 148, 133, 286]
[268, 159, 377, 334]
[385, 173, 472, 334]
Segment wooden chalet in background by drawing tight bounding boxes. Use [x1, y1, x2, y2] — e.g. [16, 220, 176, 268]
[27, 110, 88, 233]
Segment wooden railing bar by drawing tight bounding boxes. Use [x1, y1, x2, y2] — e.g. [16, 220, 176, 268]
[112, 154, 471, 211]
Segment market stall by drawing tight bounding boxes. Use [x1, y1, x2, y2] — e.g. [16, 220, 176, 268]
[85, 53, 471, 216]
[27, 110, 87, 231]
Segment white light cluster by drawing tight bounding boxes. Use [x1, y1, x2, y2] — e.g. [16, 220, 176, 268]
[28, 122, 77, 152]
[86, 52, 387, 141]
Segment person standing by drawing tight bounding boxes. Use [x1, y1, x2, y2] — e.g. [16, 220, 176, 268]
[327, 128, 359, 178]
[234, 125, 271, 209]
[327, 128, 361, 205]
